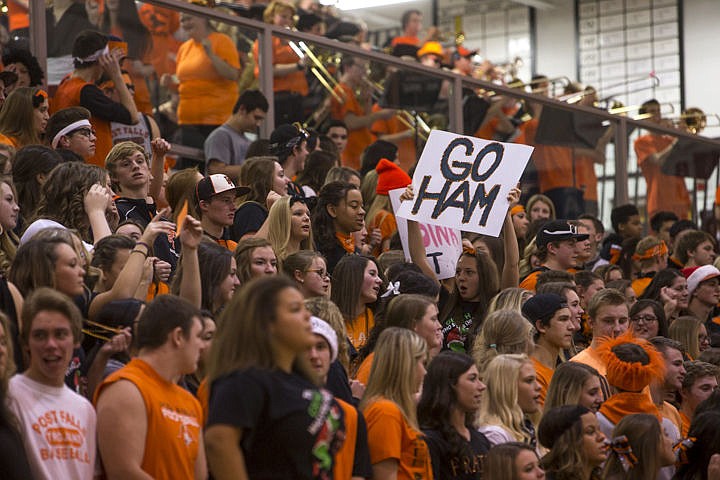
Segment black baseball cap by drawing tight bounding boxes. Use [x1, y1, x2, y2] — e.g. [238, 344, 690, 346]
[536, 220, 589, 248]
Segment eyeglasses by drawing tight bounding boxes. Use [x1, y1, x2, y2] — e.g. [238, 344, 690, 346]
[71, 127, 96, 138]
[630, 314, 658, 324]
[306, 268, 330, 280]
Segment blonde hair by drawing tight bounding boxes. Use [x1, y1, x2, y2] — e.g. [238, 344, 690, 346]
[486, 288, 532, 316]
[473, 310, 533, 376]
[478, 354, 533, 443]
[263, 0, 295, 24]
[365, 194, 390, 231]
[361, 327, 427, 430]
[519, 237, 539, 279]
[544, 362, 602, 412]
[267, 196, 314, 260]
[304, 297, 350, 371]
[669, 316, 703, 360]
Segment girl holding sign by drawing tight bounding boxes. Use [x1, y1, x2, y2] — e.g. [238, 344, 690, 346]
[402, 185, 522, 354]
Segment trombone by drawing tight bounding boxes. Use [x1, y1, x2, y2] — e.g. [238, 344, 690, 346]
[668, 109, 720, 134]
[288, 40, 343, 103]
[360, 77, 432, 141]
[607, 101, 675, 120]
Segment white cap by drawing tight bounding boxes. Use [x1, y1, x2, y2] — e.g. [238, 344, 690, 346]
[310, 316, 338, 363]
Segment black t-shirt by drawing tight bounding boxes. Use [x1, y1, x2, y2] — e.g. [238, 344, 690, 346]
[207, 368, 345, 479]
[115, 197, 180, 273]
[422, 428, 490, 480]
[439, 287, 483, 353]
[230, 201, 267, 241]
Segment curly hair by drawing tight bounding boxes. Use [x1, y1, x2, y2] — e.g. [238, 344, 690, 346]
[2, 49, 44, 86]
[34, 162, 108, 243]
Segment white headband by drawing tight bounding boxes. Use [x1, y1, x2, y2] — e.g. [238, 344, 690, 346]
[51, 119, 92, 148]
[73, 45, 109, 65]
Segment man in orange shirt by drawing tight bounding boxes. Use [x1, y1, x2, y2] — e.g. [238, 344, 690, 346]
[95, 296, 207, 479]
[523, 293, 576, 406]
[519, 220, 588, 291]
[51, 30, 139, 167]
[330, 56, 395, 170]
[634, 99, 689, 219]
[390, 10, 422, 48]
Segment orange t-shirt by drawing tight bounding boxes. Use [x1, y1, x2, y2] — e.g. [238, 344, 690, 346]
[95, 358, 203, 479]
[252, 37, 308, 95]
[355, 351, 374, 385]
[331, 82, 375, 171]
[334, 398, 359, 480]
[519, 269, 544, 292]
[570, 346, 606, 377]
[0, 133, 19, 148]
[631, 277, 652, 297]
[391, 36, 420, 47]
[176, 32, 240, 125]
[363, 398, 434, 480]
[575, 153, 598, 202]
[531, 356, 553, 407]
[371, 104, 416, 173]
[634, 134, 690, 219]
[534, 144, 575, 192]
[679, 411, 690, 438]
[370, 209, 397, 257]
[51, 76, 113, 167]
[347, 308, 374, 350]
[474, 105, 518, 141]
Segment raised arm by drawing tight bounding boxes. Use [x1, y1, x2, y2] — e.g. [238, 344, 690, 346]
[88, 213, 175, 320]
[500, 187, 521, 288]
[400, 186, 440, 285]
[148, 138, 170, 203]
[85, 183, 114, 244]
[177, 215, 203, 309]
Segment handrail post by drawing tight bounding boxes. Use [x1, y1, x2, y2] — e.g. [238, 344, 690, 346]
[614, 117, 629, 206]
[258, 25, 275, 135]
[450, 77, 463, 133]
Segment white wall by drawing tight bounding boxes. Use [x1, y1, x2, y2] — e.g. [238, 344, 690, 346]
[683, 0, 720, 135]
[533, 0, 576, 79]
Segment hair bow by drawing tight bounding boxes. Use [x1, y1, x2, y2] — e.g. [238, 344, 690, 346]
[674, 437, 696, 466]
[381, 281, 401, 298]
[609, 436, 638, 472]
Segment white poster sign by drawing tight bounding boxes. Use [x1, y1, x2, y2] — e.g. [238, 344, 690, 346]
[395, 130, 533, 236]
[389, 188, 462, 280]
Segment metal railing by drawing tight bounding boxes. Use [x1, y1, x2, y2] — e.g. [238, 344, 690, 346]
[28, 0, 720, 212]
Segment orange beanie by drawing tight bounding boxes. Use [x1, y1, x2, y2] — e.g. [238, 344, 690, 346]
[376, 158, 411, 195]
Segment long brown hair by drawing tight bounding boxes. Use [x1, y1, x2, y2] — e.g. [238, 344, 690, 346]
[206, 276, 315, 383]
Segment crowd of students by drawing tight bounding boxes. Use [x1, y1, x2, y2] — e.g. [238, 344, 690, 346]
[0, 0, 720, 479]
